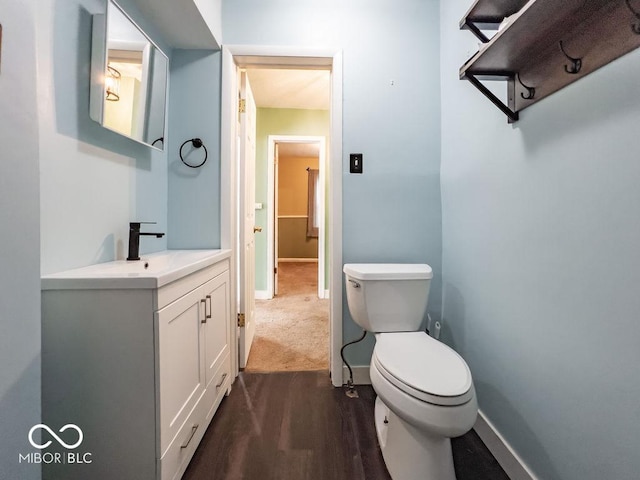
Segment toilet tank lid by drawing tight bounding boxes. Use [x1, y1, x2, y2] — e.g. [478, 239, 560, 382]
[343, 264, 433, 281]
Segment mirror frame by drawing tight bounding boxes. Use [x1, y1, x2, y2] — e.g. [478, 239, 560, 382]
[89, 0, 169, 151]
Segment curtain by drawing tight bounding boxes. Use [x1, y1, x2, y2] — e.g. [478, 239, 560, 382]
[306, 169, 319, 238]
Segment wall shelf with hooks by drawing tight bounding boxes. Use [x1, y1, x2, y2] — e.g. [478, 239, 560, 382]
[459, 0, 640, 122]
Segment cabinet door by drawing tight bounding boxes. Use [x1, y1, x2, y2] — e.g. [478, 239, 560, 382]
[202, 270, 230, 388]
[156, 286, 206, 455]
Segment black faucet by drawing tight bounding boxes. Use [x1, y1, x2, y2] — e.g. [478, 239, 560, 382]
[127, 222, 165, 261]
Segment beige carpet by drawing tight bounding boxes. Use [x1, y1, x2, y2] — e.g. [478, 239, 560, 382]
[245, 262, 329, 372]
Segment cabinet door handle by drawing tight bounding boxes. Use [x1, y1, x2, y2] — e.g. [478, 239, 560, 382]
[200, 299, 207, 323]
[216, 373, 228, 389]
[180, 424, 199, 449]
[205, 294, 212, 319]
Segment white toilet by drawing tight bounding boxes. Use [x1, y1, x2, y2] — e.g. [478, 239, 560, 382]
[343, 264, 477, 480]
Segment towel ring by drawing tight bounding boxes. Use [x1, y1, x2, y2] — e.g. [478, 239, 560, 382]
[179, 138, 208, 168]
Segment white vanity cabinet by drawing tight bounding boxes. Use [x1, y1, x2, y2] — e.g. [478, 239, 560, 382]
[41, 250, 232, 480]
[156, 265, 231, 479]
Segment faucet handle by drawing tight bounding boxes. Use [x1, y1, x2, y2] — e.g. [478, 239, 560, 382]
[129, 221, 156, 228]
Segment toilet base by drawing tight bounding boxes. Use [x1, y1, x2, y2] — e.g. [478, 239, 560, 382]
[375, 397, 457, 480]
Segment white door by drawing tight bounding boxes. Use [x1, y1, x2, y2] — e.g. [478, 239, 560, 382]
[238, 71, 257, 368]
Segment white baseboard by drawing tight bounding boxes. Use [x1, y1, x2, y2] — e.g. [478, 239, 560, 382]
[323, 289, 330, 299]
[342, 365, 370, 386]
[278, 258, 318, 263]
[474, 410, 538, 480]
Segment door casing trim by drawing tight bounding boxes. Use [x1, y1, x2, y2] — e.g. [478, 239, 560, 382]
[220, 45, 343, 386]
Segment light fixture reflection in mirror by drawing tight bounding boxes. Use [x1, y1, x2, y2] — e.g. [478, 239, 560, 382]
[105, 65, 121, 101]
[90, 0, 168, 150]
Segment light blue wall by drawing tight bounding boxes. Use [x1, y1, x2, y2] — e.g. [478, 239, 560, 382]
[440, 2, 640, 479]
[40, 0, 170, 275]
[0, 2, 41, 477]
[167, 50, 221, 249]
[223, 0, 443, 365]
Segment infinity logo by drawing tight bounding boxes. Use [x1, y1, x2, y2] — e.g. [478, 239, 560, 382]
[28, 424, 83, 450]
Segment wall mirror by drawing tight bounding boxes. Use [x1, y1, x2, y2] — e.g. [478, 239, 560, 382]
[90, 0, 168, 150]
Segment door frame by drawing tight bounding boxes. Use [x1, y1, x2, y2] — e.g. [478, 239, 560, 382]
[267, 135, 327, 300]
[221, 45, 343, 386]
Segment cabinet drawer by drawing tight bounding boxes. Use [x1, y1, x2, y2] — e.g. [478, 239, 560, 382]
[159, 390, 208, 480]
[205, 351, 231, 423]
[159, 353, 230, 480]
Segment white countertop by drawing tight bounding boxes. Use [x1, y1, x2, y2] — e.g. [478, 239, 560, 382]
[42, 249, 231, 290]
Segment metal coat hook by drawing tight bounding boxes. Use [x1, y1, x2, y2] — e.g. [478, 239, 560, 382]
[559, 41, 582, 74]
[625, 0, 640, 34]
[517, 73, 535, 100]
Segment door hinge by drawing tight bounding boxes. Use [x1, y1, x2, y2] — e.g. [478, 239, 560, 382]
[274, 267, 278, 274]
[237, 313, 246, 327]
[238, 99, 246, 114]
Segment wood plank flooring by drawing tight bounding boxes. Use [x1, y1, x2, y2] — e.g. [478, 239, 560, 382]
[183, 371, 509, 480]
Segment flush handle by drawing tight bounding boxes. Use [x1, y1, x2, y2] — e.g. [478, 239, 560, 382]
[348, 279, 361, 288]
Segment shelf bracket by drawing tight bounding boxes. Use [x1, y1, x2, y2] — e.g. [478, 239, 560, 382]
[462, 19, 490, 43]
[463, 72, 519, 123]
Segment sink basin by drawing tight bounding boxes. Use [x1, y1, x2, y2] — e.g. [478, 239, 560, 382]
[83, 254, 177, 274]
[42, 250, 231, 290]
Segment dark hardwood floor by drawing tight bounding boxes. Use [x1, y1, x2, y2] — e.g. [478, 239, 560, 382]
[183, 371, 509, 480]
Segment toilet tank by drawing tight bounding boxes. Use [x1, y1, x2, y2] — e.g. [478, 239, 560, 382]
[343, 264, 432, 332]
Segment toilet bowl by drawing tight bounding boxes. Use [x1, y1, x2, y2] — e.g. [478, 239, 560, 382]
[371, 332, 477, 480]
[343, 264, 477, 480]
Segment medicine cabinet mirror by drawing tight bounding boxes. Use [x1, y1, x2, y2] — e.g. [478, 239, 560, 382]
[90, 0, 168, 150]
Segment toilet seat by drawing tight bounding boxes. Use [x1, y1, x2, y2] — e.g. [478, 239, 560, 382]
[373, 332, 473, 406]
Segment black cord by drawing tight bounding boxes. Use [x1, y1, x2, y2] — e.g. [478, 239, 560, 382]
[179, 138, 208, 168]
[340, 330, 367, 388]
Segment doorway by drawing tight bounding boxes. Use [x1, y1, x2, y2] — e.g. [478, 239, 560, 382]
[245, 134, 329, 372]
[267, 136, 327, 300]
[220, 46, 344, 386]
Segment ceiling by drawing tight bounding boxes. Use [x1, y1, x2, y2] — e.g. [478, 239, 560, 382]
[245, 68, 330, 110]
